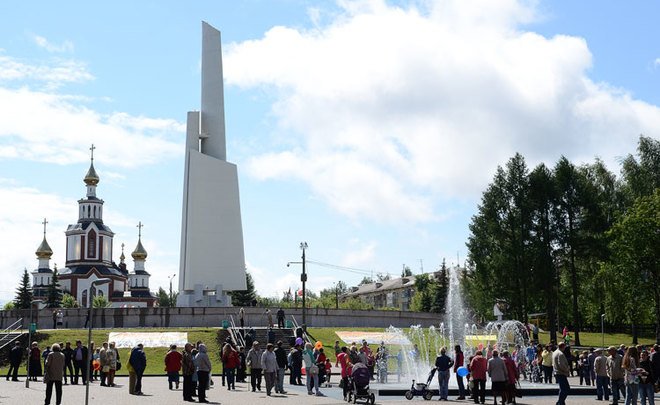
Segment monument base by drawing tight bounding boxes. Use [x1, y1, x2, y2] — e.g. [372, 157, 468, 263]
[176, 284, 233, 307]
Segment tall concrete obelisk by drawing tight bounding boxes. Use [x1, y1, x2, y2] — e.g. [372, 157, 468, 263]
[177, 21, 247, 307]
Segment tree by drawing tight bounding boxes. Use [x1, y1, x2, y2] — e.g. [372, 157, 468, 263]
[46, 268, 62, 308]
[376, 273, 391, 282]
[61, 293, 79, 308]
[14, 268, 33, 309]
[3, 301, 15, 310]
[411, 273, 432, 312]
[401, 266, 413, 277]
[157, 287, 170, 307]
[231, 272, 258, 307]
[92, 295, 109, 308]
[430, 260, 449, 313]
[358, 276, 373, 286]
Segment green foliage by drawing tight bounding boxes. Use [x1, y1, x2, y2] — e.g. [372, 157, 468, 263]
[61, 293, 79, 308]
[230, 272, 258, 307]
[401, 266, 413, 277]
[410, 270, 449, 314]
[14, 268, 33, 309]
[465, 136, 659, 342]
[46, 268, 62, 308]
[92, 295, 109, 308]
[156, 287, 177, 307]
[358, 276, 373, 285]
[3, 301, 15, 310]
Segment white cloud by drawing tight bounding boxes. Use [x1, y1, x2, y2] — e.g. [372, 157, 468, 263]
[226, 0, 660, 224]
[0, 54, 92, 88]
[32, 35, 74, 53]
[0, 87, 183, 168]
[340, 240, 377, 268]
[248, 261, 299, 299]
[654, 58, 660, 68]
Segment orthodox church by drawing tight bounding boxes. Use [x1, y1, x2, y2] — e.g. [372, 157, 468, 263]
[31, 146, 157, 307]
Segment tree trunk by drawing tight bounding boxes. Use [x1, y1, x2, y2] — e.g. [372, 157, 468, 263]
[652, 275, 660, 344]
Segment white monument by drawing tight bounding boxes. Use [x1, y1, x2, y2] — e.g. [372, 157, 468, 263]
[177, 21, 247, 307]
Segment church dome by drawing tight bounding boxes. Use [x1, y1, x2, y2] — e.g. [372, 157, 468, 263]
[35, 237, 53, 259]
[84, 162, 100, 186]
[131, 239, 148, 261]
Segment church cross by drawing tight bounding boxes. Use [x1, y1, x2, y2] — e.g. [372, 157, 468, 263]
[90, 144, 96, 161]
[137, 221, 143, 239]
[42, 218, 48, 237]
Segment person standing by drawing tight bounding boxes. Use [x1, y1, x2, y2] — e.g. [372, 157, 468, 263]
[28, 342, 42, 381]
[290, 344, 303, 386]
[222, 343, 239, 390]
[98, 342, 108, 386]
[553, 342, 571, 405]
[195, 344, 212, 403]
[470, 350, 488, 405]
[608, 346, 625, 405]
[52, 310, 58, 329]
[276, 308, 285, 328]
[594, 348, 611, 402]
[62, 342, 73, 385]
[44, 343, 65, 405]
[622, 346, 640, 405]
[488, 350, 509, 405]
[262, 343, 278, 396]
[274, 340, 288, 394]
[129, 343, 146, 395]
[247, 341, 264, 392]
[239, 307, 245, 328]
[182, 343, 196, 402]
[6, 341, 22, 381]
[541, 345, 554, 384]
[454, 345, 466, 400]
[502, 351, 519, 404]
[303, 342, 323, 396]
[650, 345, 660, 385]
[588, 348, 598, 386]
[106, 342, 118, 387]
[165, 344, 183, 390]
[56, 310, 64, 328]
[638, 350, 655, 405]
[237, 346, 247, 383]
[72, 340, 88, 385]
[435, 347, 454, 401]
[265, 309, 274, 328]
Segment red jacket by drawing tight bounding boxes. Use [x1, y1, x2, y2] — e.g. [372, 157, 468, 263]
[165, 350, 182, 372]
[223, 350, 240, 369]
[504, 357, 518, 384]
[454, 351, 464, 372]
[470, 355, 487, 380]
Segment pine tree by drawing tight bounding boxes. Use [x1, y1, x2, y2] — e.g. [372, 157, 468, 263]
[230, 272, 258, 307]
[14, 268, 33, 309]
[46, 268, 62, 308]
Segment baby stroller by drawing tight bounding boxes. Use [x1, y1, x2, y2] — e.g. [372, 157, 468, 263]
[347, 363, 376, 404]
[404, 368, 435, 400]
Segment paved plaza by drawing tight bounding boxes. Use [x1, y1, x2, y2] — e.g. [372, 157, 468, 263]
[1, 376, 655, 405]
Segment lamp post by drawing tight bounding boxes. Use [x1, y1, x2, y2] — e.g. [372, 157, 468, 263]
[300, 242, 308, 328]
[25, 299, 43, 388]
[85, 278, 111, 405]
[333, 282, 339, 309]
[601, 313, 605, 348]
[168, 273, 177, 306]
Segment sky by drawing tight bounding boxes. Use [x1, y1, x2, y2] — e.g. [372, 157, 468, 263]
[1, 0, 659, 303]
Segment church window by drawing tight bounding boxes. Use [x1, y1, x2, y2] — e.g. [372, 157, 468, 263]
[93, 206, 96, 218]
[142, 278, 145, 287]
[88, 230, 97, 258]
[87, 205, 90, 218]
[82, 289, 88, 308]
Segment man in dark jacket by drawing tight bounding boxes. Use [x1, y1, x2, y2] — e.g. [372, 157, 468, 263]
[274, 340, 288, 394]
[276, 308, 285, 328]
[6, 341, 22, 381]
[72, 340, 89, 385]
[129, 344, 147, 395]
[651, 344, 660, 385]
[290, 345, 303, 385]
[62, 341, 74, 385]
[181, 343, 195, 402]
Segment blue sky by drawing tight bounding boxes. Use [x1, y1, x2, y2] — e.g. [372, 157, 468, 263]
[1, 0, 659, 302]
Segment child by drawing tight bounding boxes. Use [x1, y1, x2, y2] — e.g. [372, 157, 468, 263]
[324, 359, 332, 387]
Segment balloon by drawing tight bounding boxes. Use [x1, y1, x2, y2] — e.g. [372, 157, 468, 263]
[457, 366, 469, 377]
[295, 337, 304, 346]
[315, 341, 323, 350]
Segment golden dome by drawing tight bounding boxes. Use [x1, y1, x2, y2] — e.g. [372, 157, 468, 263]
[131, 239, 148, 261]
[35, 237, 53, 259]
[84, 162, 100, 186]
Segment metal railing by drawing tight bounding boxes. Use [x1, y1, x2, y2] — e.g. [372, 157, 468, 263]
[0, 318, 24, 350]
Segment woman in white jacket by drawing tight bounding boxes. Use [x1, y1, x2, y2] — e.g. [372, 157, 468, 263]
[302, 342, 323, 396]
[261, 343, 278, 396]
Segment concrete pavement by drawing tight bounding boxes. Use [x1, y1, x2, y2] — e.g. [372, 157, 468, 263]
[0, 375, 650, 405]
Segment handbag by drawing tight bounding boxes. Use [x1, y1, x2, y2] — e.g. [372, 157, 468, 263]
[309, 364, 319, 375]
[116, 360, 122, 371]
[102, 365, 110, 373]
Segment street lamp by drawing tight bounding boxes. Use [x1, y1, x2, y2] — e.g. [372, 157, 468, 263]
[333, 282, 339, 309]
[601, 313, 606, 348]
[85, 278, 111, 405]
[168, 273, 177, 306]
[25, 299, 43, 388]
[300, 242, 308, 328]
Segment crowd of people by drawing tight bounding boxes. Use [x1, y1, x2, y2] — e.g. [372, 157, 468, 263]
[5, 330, 660, 405]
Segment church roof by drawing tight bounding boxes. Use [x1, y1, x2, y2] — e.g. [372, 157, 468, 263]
[35, 237, 53, 259]
[67, 221, 113, 233]
[60, 263, 125, 277]
[133, 269, 150, 275]
[131, 239, 147, 260]
[84, 162, 100, 186]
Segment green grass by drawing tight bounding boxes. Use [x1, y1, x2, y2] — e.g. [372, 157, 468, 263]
[537, 331, 657, 348]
